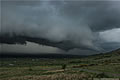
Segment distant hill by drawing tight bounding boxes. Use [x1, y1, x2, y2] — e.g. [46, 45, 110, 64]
[0, 53, 87, 58]
[107, 48, 120, 54]
[1, 48, 120, 59]
[91, 48, 120, 57]
[88, 48, 120, 63]
[104, 48, 120, 57]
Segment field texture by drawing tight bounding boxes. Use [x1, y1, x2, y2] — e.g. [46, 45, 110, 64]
[0, 49, 120, 80]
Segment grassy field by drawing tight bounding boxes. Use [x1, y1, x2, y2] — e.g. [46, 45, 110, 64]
[0, 50, 120, 80]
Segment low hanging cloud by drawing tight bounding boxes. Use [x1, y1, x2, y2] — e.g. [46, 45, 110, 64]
[1, 42, 63, 53]
[1, 0, 120, 52]
[99, 28, 120, 43]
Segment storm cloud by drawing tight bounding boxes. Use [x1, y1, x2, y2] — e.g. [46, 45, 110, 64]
[0, 0, 120, 53]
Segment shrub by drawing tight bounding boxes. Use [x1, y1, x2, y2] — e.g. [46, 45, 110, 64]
[95, 72, 109, 78]
[62, 64, 67, 70]
[28, 66, 33, 71]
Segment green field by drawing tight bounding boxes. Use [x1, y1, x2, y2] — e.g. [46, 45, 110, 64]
[0, 49, 120, 80]
[0, 51, 120, 80]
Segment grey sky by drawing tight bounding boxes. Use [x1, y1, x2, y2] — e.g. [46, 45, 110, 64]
[1, 42, 63, 53]
[0, 0, 120, 55]
[99, 28, 120, 43]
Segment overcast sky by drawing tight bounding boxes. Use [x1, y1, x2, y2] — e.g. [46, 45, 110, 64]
[0, 0, 120, 55]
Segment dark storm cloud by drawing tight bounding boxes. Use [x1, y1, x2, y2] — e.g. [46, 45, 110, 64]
[100, 42, 120, 52]
[1, 0, 120, 52]
[60, 1, 120, 31]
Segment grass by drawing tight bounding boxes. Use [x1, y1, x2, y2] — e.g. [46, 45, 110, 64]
[0, 53, 120, 80]
[1, 73, 92, 80]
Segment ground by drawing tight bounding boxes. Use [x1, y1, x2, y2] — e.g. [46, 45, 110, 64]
[1, 49, 120, 80]
[0, 52, 120, 80]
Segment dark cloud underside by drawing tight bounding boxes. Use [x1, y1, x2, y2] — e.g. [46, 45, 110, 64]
[0, 0, 120, 54]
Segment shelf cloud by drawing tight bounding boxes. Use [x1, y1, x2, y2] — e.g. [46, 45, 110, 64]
[0, 0, 120, 53]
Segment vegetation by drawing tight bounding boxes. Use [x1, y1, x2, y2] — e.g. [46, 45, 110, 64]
[62, 64, 67, 70]
[0, 49, 120, 80]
